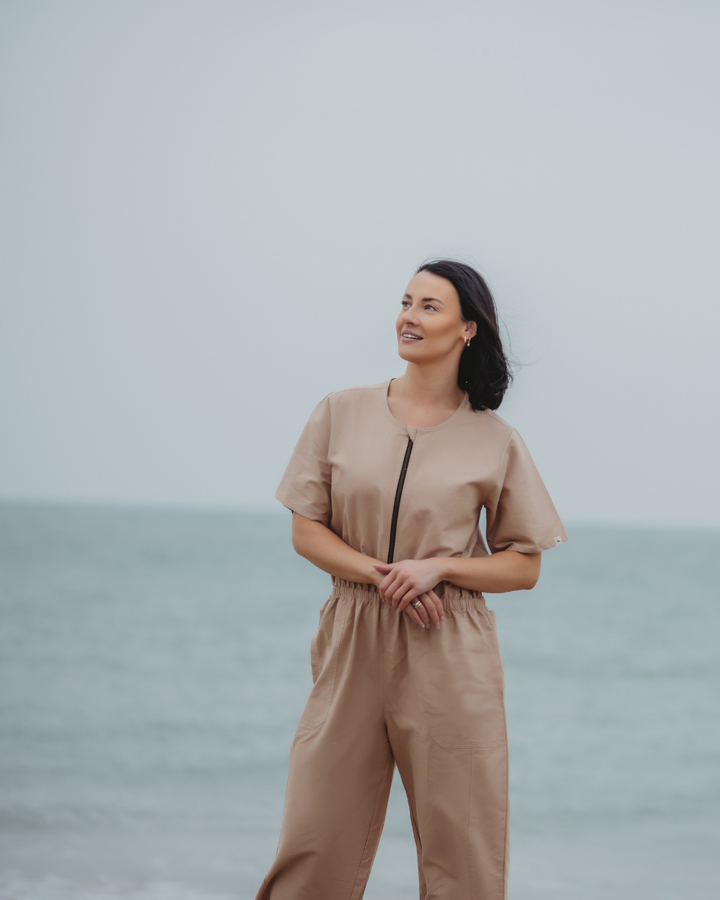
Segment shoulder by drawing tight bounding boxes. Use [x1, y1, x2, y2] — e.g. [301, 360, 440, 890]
[328, 380, 388, 399]
[476, 408, 515, 435]
[458, 405, 518, 446]
[324, 381, 388, 412]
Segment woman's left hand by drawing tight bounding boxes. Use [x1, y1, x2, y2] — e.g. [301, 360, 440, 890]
[373, 559, 446, 614]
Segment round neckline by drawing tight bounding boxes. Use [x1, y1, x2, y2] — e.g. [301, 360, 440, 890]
[383, 378, 470, 433]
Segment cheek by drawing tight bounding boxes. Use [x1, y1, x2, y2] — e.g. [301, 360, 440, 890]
[425, 316, 459, 341]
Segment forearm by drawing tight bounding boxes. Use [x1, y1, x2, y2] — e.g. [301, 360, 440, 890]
[440, 551, 541, 593]
[291, 512, 384, 586]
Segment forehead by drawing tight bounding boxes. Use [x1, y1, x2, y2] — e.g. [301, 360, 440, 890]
[404, 270, 459, 306]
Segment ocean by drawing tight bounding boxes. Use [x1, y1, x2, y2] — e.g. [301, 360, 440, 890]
[0, 503, 718, 900]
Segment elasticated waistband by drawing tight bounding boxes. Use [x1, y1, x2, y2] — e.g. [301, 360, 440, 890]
[330, 578, 487, 612]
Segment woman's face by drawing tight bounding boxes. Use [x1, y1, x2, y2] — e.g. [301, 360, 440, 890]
[396, 270, 477, 364]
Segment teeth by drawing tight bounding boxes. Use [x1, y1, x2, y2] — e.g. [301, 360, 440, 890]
[402, 333, 422, 339]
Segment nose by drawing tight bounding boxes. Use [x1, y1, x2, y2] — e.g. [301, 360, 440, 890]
[400, 305, 419, 325]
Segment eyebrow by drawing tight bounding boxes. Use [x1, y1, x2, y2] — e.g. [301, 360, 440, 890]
[403, 293, 446, 306]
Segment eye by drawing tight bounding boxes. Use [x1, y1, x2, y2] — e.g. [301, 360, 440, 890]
[424, 303, 438, 312]
[401, 300, 411, 308]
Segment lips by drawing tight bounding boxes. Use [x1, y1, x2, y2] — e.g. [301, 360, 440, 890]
[401, 332, 423, 341]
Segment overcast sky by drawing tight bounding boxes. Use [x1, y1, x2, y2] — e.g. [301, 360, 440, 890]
[1, 0, 719, 528]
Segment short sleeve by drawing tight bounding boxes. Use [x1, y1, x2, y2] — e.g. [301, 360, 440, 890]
[274, 395, 332, 524]
[485, 429, 567, 554]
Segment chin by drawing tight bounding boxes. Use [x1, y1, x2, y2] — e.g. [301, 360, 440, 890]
[397, 344, 425, 362]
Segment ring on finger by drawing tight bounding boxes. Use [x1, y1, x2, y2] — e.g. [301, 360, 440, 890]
[410, 600, 423, 610]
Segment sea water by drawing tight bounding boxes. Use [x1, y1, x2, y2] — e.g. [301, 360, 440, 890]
[0, 504, 718, 900]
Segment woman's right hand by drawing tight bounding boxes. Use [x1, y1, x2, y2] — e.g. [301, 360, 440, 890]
[400, 588, 444, 629]
[372, 581, 444, 630]
[373, 561, 445, 629]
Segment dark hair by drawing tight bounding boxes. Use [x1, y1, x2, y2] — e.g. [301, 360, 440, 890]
[416, 259, 512, 411]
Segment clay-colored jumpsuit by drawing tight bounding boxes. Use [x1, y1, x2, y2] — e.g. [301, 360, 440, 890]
[256, 381, 567, 900]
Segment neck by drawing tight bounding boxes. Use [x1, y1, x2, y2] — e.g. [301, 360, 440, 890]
[393, 359, 465, 409]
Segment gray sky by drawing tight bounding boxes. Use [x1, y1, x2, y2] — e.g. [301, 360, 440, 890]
[1, 0, 719, 528]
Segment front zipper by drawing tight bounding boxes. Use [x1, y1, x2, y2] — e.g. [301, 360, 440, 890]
[387, 436, 414, 563]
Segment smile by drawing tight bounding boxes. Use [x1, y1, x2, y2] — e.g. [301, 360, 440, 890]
[401, 333, 423, 341]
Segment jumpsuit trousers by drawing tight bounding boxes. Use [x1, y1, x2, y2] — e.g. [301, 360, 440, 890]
[256, 578, 509, 900]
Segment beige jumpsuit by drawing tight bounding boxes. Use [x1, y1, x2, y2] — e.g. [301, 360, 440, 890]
[256, 380, 566, 900]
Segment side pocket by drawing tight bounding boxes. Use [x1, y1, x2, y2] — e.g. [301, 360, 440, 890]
[299, 597, 349, 729]
[483, 606, 505, 695]
[426, 608, 507, 749]
[308, 597, 331, 680]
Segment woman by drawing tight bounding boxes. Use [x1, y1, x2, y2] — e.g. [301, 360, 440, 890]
[256, 260, 566, 900]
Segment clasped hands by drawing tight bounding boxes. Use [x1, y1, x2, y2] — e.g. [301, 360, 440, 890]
[373, 558, 446, 629]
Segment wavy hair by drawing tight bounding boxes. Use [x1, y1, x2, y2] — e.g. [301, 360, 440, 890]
[416, 260, 512, 411]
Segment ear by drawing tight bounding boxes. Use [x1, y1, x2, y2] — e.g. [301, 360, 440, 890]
[463, 320, 478, 340]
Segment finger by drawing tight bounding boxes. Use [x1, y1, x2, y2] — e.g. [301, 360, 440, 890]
[426, 588, 445, 620]
[407, 596, 431, 627]
[391, 576, 419, 608]
[403, 604, 426, 628]
[373, 563, 393, 587]
[394, 584, 418, 610]
[387, 576, 407, 608]
[377, 575, 390, 604]
[378, 573, 395, 605]
[389, 581, 407, 608]
[420, 593, 440, 628]
[396, 592, 413, 613]
[396, 588, 422, 613]
[378, 571, 396, 603]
